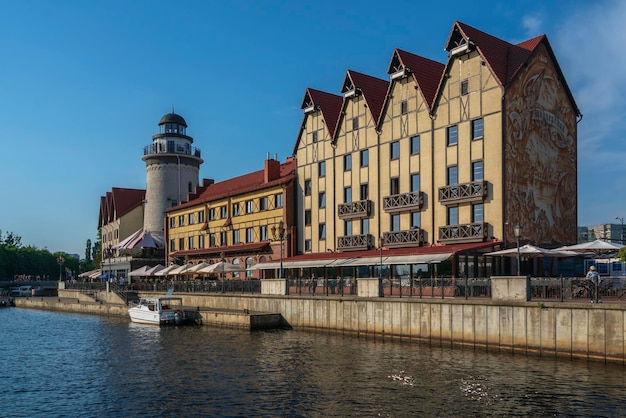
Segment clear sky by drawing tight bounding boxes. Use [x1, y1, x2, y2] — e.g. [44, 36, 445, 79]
[0, 0, 624, 256]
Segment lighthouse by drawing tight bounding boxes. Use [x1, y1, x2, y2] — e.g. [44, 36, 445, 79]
[142, 111, 203, 244]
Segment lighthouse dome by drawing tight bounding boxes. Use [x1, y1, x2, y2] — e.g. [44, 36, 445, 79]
[158, 112, 187, 127]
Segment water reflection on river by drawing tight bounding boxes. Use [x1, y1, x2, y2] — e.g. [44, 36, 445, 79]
[1, 308, 625, 417]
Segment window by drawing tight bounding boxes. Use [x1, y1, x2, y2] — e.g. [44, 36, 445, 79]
[472, 161, 484, 181]
[447, 125, 458, 146]
[410, 135, 420, 154]
[344, 220, 353, 235]
[390, 141, 400, 160]
[246, 200, 254, 214]
[360, 149, 368, 167]
[304, 180, 312, 196]
[246, 227, 254, 243]
[198, 210, 205, 223]
[246, 257, 253, 277]
[220, 206, 227, 218]
[198, 234, 205, 248]
[391, 214, 400, 231]
[360, 183, 368, 200]
[352, 117, 359, 131]
[318, 161, 326, 177]
[472, 204, 484, 223]
[188, 236, 194, 250]
[178, 237, 184, 250]
[188, 181, 193, 193]
[319, 192, 326, 208]
[411, 212, 421, 229]
[305, 210, 312, 226]
[232, 258, 241, 278]
[344, 154, 352, 171]
[220, 231, 227, 246]
[305, 239, 312, 252]
[448, 207, 459, 225]
[461, 79, 469, 96]
[189, 213, 195, 224]
[312, 131, 318, 143]
[401, 100, 408, 114]
[209, 208, 216, 220]
[178, 215, 185, 226]
[319, 223, 326, 240]
[233, 229, 240, 244]
[209, 234, 216, 247]
[169, 217, 176, 228]
[232, 203, 240, 216]
[447, 166, 458, 185]
[171, 200, 178, 207]
[260, 197, 268, 211]
[472, 118, 483, 140]
[260, 225, 268, 241]
[361, 218, 369, 234]
[344, 186, 352, 203]
[410, 174, 420, 192]
[169, 239, 175, 252]
[390, 177, 400, 195]
[275, 193, 283, 208]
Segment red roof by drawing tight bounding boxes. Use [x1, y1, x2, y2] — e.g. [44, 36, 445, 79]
[392, 49, 445, 110]
[293, 88, 343, 155]
[169, 158, 296, 211]
[171, 241, 270, 258]
[338, 70, 390, 132]
[98, 187, 145, 227]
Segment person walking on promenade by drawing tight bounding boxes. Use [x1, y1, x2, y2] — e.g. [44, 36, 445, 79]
[586, 265, 601, 303]
[310, 274, 317, 296]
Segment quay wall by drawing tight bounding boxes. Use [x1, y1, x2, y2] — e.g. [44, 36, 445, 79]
[17, 292, 626, 363]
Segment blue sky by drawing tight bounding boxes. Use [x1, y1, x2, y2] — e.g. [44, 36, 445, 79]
[0, 0, 624, 256]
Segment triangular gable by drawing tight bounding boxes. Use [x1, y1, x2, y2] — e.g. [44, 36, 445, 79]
[293, 88, 343, 155]
[336, 70, 389, 139]
[387, 48, 445, 110]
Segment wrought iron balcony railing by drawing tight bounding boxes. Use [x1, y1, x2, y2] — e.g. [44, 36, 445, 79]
[383, 191, 424, 213]
[338, 199, 372, 220]
[337, 234, 375, 251]
[438, 181, 487, 205]
[438, 222, 488, 243]
[382, 229, 424, 248]
[143, 143, 202, 158]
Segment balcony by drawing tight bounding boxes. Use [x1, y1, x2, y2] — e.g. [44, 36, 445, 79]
[143, 143, 202, 159]
[438, 222, 488, 244]
[337, 234, 375, 251]
[338, 199, 372, 220]
[383, 191, 424, 213]
[438, 181, 487, 205]
[382, 229, 424, 248]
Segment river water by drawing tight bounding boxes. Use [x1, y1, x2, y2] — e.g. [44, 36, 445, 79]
[1, 308, 625, 417]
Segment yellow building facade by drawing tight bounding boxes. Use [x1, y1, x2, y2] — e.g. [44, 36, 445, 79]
[294, 21, 579, 271]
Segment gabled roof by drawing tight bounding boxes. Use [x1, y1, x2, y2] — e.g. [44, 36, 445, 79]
[437, 21, 580, 117]
[169, 158, 296, 211]
[336, 70, 389, 138]
[387, 49, 445, 110]
[98, 187, 145, 227]
[292, 88, 343, 155]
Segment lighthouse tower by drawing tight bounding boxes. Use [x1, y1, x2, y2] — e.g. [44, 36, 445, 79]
[142, 111, 203, 244]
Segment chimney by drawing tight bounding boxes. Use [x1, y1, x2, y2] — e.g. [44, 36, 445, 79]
[264, 158, 280, 183]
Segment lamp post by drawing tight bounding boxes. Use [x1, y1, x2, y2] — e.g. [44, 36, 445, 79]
[513, 224, 523, 276]
[107, 244, 113, 283]
[220, 251, 225, 293]
[57, 255, 65, 281]
[616, 216, 624, 245]
[379, 236, 384, 297]
[271, 220, 286, 279]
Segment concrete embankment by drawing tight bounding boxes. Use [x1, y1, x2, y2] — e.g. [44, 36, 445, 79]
[15, 292, 626, 364]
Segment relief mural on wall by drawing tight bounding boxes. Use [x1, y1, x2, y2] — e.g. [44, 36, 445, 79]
[505, 46, 577, 245]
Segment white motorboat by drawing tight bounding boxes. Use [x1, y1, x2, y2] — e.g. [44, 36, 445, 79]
[128, 289, 202, 326]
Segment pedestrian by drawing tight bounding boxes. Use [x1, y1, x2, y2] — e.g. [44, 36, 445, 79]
[310, 273, 317, 296]
[586, 265, 601, 303]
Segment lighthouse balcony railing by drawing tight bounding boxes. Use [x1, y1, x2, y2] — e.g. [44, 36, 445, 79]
[143, 144, 201, 158]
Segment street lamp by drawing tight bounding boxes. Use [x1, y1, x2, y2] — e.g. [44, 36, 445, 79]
[57, 255, 65, 281]
[616, 216, 624, 245]
[513, 224, 523, 276]
[107, 244, 113, 282]
[379, 236, 384, 297]
[271, 220, 286, 279]
[220, 251, 225, 293]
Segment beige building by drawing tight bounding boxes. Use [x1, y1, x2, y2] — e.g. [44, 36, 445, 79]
[166, 158, 296, 278]
[292, 21, 580, 277]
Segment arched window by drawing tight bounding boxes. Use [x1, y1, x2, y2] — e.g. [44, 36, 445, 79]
[246, 257, 253, 277]
[233, 258, 240, 278]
